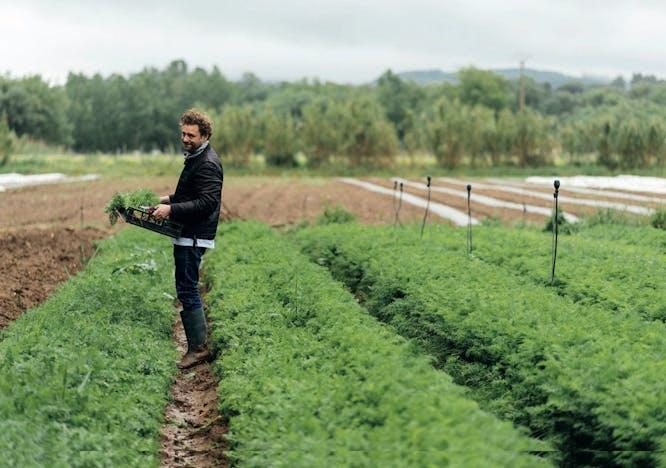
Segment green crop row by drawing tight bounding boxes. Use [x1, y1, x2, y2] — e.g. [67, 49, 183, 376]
[577, 223, 666, 251]
[296, 224, 666, 467]
[204, 222, 548, 467]
[0, 229, 177, 467]
[408, 224, 666, 322]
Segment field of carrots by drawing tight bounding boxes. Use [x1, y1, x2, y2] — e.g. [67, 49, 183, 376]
[1, 173, 666, 466]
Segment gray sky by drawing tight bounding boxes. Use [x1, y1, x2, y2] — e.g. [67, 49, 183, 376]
[2, 0, 665, 84]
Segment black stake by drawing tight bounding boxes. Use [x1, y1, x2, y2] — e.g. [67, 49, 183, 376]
[550, 179, 560, 284]
[466, 184, 473, 254]
[392, 180, 398, 217]
[420, 176, 432, 238]
[394, 182, 404, 226]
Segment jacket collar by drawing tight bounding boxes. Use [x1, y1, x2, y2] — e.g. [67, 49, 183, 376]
[183, 141, 209, 161]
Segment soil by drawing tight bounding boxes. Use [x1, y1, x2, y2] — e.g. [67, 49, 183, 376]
[2, 173, 657, 332]
[1, 172, 661, 463]
[160, 313, 228, 468]
[221, 177, 430, 226]
[485, 179, 666, 206]
[1, 176, 426, 333]
[432, 179, 609, 217]
[0, 227, 103, 330]
[366, 178, 545, 224]
[0, 176, 176, 232]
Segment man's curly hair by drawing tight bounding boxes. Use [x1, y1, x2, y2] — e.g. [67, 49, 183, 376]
[180, 109, 213, 137]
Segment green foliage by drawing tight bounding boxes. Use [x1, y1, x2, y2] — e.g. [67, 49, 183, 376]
[210, 105, 257, 168]
[376, 70, 425, 140]
[0, 74, 72, 146]
[105, 189, 159, 225]
[0, 229, 177, 466]
[0, 112, 14, 166]
[416, 224, 666, 322]
[457, 67, 512, 112]
[560, 101, 666, 168]
[513, 109, 554, 166]
[651, 208, 666, 230]
[260, 108, 299, 167]
[316, 203, 356, 225]
[204, 222, 548, 467]
[296, 224, 666, 466]
[301, 96, 398, 167]
[583, 208, 637, 228]
[419, 98, 469, 168]
[5, 59, 666, 170]
[543, 206, 578, 234]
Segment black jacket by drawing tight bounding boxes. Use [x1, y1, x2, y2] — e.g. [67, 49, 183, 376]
[169, 145, 223, 240]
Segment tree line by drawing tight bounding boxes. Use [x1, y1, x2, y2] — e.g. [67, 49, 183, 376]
[2, 59, 666, 169]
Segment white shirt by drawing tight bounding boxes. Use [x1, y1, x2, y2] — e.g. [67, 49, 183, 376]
[172, 237, 215, 249]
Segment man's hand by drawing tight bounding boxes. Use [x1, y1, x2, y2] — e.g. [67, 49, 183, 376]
[153, 204, 171, 220]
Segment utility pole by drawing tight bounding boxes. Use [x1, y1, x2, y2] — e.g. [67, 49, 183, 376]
[519, 59, 526, 113]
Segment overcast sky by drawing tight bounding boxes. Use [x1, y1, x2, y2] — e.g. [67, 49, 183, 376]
[2, 0, 665, 84]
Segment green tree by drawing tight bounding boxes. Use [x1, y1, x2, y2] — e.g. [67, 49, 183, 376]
[260, 108, 299, 167]
[0, 75, 71, 145]
[376, 70, 425, 141]
[421, 98, 468, 169]
[210, 105, 257, 168]
[457, 67, 511, 112]
[0, 113, 14, 166]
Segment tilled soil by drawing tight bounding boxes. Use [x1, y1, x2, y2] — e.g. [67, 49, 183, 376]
[432, 179, 616, 218]
[160, 315, 227, 468]
[0, 176, 176, 232]
[366, 177, 545, 224]
[1, 176, 423, 332]
[1, 176, 426, 230]
[2, 174, 656, 332]
[222, 177, 430, 225]
[0, 227, 103, 329]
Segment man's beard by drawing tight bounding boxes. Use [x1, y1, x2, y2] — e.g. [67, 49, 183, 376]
[182, 141, 196, 152]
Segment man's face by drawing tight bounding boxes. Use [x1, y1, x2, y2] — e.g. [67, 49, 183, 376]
[181, 124, 207, 152]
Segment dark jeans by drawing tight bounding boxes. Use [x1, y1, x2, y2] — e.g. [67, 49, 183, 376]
[173, 245, 207, 311]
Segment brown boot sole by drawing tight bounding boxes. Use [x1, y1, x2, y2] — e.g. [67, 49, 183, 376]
[177, 349, 213, 370]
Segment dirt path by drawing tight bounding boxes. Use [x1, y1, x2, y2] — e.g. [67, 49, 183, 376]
[160, 314, 228, 467]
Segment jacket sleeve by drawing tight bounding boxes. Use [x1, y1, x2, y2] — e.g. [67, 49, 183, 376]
[170, 162, 222, 222]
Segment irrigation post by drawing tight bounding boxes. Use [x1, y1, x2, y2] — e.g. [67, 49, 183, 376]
[550, 179, 560, 284]
[420, 176, 432, 238]
[392, 180, 398, 217]
[394, 182, 404, 226]
[466, 184, 473, 254]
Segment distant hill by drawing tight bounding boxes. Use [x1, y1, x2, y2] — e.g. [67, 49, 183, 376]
[395, 69, 458, 85]
[395, 68, 611, 88]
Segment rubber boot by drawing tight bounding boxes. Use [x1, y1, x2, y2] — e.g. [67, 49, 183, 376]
[178, 308, 211, 369]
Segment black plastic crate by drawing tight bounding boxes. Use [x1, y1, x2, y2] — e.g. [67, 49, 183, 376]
[118, 206, 184, 239]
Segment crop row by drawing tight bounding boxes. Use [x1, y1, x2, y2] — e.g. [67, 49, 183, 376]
[296, 224, 666, 467]
[0, 230, 177, 466]
[576, 222, 666, 251]
[416, 224, 666, 322]
[203, 222, 548, 467]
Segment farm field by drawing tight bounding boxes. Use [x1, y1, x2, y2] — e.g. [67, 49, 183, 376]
[1, 168, 666, 466]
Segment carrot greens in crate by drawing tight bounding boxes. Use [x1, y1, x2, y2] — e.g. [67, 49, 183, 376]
[105, 189, 159, 225]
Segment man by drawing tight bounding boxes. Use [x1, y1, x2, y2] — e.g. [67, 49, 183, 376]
[153, 109, 223, 370]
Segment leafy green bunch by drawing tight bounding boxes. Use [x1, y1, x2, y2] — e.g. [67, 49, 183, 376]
[105, 189, 159, 225]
